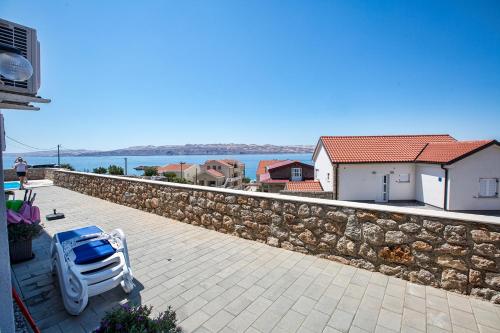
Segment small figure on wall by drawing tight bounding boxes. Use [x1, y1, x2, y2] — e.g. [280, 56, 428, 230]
[13, 157, 28, 189]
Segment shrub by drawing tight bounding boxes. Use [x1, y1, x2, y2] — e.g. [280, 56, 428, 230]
[162, 172, 177, 181]
[93, 304, 182, 333]
[93, 167, 107, 174]
[143, 166, 158, 177]
[8, 223, 43, 242]
[242, 177, 251, 183]
[108, 165, 124, 175]
[161, 172, 190, 184]
[59, 163, 75, 171]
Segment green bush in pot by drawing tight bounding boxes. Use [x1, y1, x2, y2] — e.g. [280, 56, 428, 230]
[8, 222, 43, 263]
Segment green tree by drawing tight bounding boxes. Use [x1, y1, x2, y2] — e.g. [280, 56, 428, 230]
[242, 177, 251, 183]
[143, 166, 158, 177]
[93, 166, 107, 174]
[59, 163, 75, 171]
[108, 165, 124, 175]
[162, 172, 177, 181]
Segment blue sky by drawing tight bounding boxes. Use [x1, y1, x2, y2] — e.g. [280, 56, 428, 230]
[2, 0, 499, 152]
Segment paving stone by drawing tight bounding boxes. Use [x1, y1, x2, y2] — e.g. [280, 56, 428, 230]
[402, 308, 426, 331]
[246, 296, 273, 316]
[377, 309, 402, 332]
[275, 309, 306, 332]
[252, 311, 282, 333]
[405, 283, 426, 299]
[323, 326, 344, 333]
[292, 296, 317, 315]
[226, 296, 253, 316]
[202, 310, 235, 333]
[300, 309, 330, 332]
[472, 307, 500, 329]
[426, 294, 450, 311]
[449, 308, 479, 332]
[349, 326, 370, 333]
[227, 310, 260, 332]
[382, 294, 404, 314]
[404, 294, 426, 313]
[180, 310, 211, 332]
[426, 308, 452, 331]
[352, 306, 379, 332]
[328, 309, 355, 333]
[337, 295, 361, 314]
[10, 187, 500, 333]
[447, 293, 472, 313]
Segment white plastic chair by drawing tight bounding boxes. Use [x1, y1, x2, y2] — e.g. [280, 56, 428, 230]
[51, 226, 134, 315]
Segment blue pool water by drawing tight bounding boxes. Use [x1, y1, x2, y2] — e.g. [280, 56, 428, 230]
[4, 181, 20, 190]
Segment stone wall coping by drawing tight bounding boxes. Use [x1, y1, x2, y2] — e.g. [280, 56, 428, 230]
[56, 170, 500, 226]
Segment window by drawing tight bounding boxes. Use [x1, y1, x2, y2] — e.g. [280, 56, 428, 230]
[327, 172, 330, 182]
[218, 166, 221, 170]
[479, 178, 498, 198]
[291, 168, 302, 179]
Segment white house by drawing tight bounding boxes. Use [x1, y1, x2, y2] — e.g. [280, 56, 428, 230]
[157, 163, 200, 183]
[313, 134, 500, 211]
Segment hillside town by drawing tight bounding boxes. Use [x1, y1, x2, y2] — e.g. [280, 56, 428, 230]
[146, 134, 500, 213]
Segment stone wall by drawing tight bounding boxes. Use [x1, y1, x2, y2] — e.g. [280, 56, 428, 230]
[52, 171, 500, 302]
[3, 168, 52, 181]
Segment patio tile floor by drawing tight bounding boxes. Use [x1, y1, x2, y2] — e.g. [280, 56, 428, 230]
[10, 186, 500, 333]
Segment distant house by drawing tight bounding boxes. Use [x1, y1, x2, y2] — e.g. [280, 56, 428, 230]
[256, 160, 286, 182]
[313, 134, 500, 211]
[157, 163, 200, 183]
[196, 159, 245, 189]
[258, 160, 315, 193]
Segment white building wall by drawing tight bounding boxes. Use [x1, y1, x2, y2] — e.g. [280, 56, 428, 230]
[183, 165, 200, 183]
[313, 144, 334, 191]
[415, 164, 445, 208]
[447, 145, 500, 211]
[337, 163, 416, 201]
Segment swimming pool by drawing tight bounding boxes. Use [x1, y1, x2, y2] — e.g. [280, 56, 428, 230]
[4, 181, 20, 190]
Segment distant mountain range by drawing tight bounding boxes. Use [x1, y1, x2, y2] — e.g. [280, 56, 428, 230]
[6, 144, 315, 157]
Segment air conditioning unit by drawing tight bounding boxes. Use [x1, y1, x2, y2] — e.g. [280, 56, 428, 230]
[0, 18, 41, 96]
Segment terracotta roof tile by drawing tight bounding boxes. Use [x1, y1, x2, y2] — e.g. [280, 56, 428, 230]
[320, 134, 456, 163]
[416, 140, 496, 163]
[256, 160, 287, 176]
[206, 169, 225, 178]
[205, 160, 231, 167]
[267, 160, 297, 170]
[285, 181, 323, 192]
[157, 163, 193, 173]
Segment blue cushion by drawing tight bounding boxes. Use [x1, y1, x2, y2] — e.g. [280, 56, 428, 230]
[57, 226, 103, 243]
[73, 239, 116, 265]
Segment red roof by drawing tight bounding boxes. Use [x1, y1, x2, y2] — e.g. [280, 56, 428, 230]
[205, 160, 232, 167]
[206, 169, 225, 178]
[157, 163, 193, 173]
[256, 160, 287, 176]
[416, 140, 496, 163]
[259, 173, 288, 183]
[319, 135, 456, 163]
[267, 160, 297, 170]
[285, 181, 323, 192]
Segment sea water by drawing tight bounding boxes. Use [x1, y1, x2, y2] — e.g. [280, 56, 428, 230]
[3, 154, 312, 180]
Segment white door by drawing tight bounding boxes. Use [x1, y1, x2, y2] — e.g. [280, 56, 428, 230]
[380, 174, 390, 202]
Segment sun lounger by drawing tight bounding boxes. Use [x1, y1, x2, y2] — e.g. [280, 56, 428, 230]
[51, 226, 134, 315]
